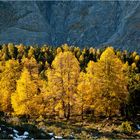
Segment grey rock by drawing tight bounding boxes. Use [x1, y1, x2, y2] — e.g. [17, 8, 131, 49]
[0, 1, 139, 51]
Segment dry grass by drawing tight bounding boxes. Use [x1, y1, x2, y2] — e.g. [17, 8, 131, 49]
[1, 116, 140, 139]
[33, 117, 140, 139]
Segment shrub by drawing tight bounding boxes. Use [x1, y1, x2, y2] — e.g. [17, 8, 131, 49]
[6, 117, 20, 125]
[119, 121, 132, 133]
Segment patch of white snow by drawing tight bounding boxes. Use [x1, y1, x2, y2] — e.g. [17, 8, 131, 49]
[23, 131, 29, 136]
[13, 136, 22, 140]
[54, 136, 63, 139]
[48, 132, 54, 136]
[137, 124, 140, 129]
[19, 135, 28, 139]
[13, 129, 19, 134]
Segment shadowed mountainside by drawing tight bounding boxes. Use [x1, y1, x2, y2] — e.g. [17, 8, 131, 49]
[0, 1, 139, 51]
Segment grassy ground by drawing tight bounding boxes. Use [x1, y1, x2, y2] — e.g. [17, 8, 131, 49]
[36, 116, 140, 139]
[1, 116, 140, 139]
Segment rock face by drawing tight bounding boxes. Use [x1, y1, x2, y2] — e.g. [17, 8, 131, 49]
[0, 1, 139, 51]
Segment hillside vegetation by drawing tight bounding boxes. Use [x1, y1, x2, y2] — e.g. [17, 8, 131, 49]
[0, 43, 140, 139]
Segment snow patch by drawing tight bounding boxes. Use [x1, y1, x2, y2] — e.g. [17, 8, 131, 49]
[137, 124, 140, 129]
[54, 136, 63, 139]
[23, 131, 29, 136]
[13, 129, 19, 134]
[48, 132, 54, 136]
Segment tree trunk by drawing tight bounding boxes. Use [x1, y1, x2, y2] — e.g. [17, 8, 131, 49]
[62, 100, 66, 118]
[81, 104, 84, 120]
[66, 103, 70, 120]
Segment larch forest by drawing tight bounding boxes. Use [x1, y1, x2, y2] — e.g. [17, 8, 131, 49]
[0, 43, 140, 139]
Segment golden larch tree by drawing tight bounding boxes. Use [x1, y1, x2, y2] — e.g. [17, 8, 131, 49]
[76, 71, 91, 119]
[0, 60, 21, 114]
[47, 51, 80, 119]
[92, 47, 128, 117]
[11, 68, 38, 116]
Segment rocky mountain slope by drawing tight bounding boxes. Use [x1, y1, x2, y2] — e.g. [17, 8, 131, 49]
[0, 1, 139, 51]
